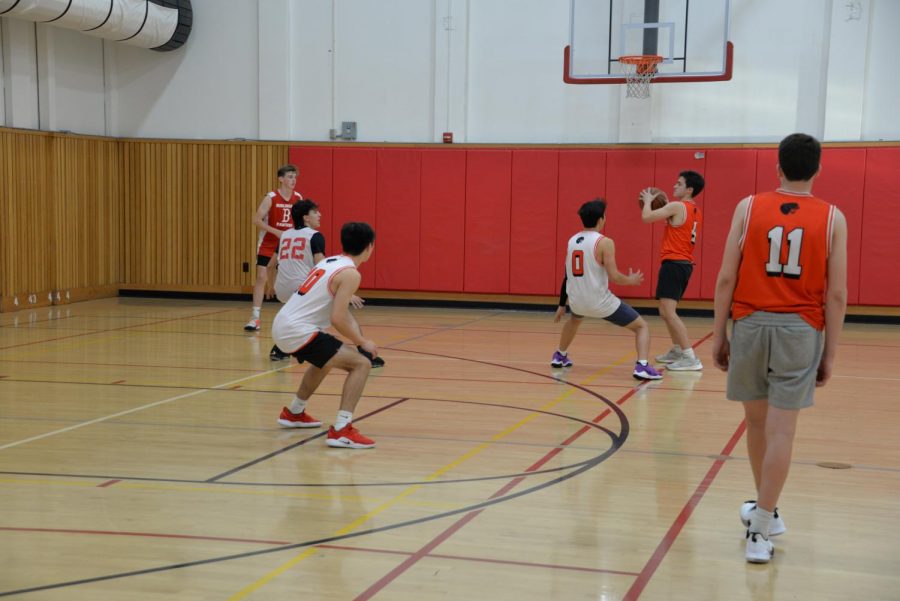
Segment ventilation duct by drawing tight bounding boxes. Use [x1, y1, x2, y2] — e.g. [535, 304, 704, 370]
[0, 0, 192, 51]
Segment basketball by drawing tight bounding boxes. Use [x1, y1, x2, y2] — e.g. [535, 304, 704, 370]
[639, 187, 668, 210]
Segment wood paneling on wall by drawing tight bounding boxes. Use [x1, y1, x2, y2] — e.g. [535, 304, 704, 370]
[1, 129, 121, 311]
[121, 141, 288, 291]
[1, 129, 288, 311]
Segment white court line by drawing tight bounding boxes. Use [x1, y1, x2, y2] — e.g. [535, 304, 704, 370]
[832, 374, 900, 382]
[0, 364, 295, 452]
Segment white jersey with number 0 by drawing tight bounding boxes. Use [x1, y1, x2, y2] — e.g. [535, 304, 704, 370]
[274, 227, 321, 303]
[272, 255, 356, 352]
[565, 230, 621, 318]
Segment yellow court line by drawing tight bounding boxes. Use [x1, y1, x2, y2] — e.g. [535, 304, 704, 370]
[228, 350, 636, 600]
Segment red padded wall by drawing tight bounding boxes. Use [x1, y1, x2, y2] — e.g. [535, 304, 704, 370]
[510, 150, 559, 294]
[815, 148, 866, 304]
[289, 143, 894, 306]
[754, 148, 780, 192]
[604, 150, 655, 298]
[288, 147, 334, 246]
[420, 150, 466, 292]
[699, 149, 759, 298]
[650, 150, 707, 299]
[332, 148, 377, 288]
[464, 151, 512, 293]
[375, 149, 421, 290]
[556, 151, 607, 291]
[859, 148, 900, 305]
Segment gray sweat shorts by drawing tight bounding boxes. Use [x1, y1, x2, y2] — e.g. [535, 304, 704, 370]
[727, 311, 824, 410]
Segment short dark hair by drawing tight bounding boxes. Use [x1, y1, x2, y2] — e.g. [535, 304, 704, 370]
[277, 164, 298, 178]
[679, 170, 705, 197]
[778, 133, 821, 182]
[341, 222, 376, 255]
[291, 199, 319, 228]
[578, 199, 607, 228]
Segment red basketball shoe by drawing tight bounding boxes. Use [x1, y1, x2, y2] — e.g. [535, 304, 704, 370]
[277, 407, 322, 428]
[326, 423, 375, 449]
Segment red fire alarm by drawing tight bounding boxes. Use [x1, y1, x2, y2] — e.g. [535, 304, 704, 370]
[442, 132, 453, 144]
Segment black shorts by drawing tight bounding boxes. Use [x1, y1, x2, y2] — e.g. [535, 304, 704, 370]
[256, 254, 273, 267]
[292, 332, 344, 368]
[570, 302, 640, 327]
[656, 260, 693, 301]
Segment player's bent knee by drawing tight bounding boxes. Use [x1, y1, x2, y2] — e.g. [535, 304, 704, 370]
[626, 316, 647, 331]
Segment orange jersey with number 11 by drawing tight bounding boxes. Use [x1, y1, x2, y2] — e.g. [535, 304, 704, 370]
[732, 190, 835, 330]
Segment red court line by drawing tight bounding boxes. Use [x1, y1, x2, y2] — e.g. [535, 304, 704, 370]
[0, 527, 636, 577]
[319, 544, 639, 577]
[355, 381, 649, 601]
[355, 332, 714, 600]
[110, 380, 125, 385]
[97, 480, 121, 488]
[0, 308, 235, 351]
[623, 419, 747, 600]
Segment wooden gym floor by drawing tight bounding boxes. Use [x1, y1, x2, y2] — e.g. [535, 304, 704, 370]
[0, 298, 898, 600]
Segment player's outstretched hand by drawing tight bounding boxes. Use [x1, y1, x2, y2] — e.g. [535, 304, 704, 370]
[627, 268, 644, 286]
[712, 335, 730, 371]
[553, 306, 566, 323]
[264, 282, 276, 300]
[350, 295, 365, 309]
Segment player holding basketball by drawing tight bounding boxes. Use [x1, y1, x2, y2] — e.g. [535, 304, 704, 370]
[272, 222, 380, 449]
[244, 164, 302, 332]
[551, 199, 663, 381]
[712, 133, 847, 563]
[640, 171, 705, 371]
[266, 201, 382, 367]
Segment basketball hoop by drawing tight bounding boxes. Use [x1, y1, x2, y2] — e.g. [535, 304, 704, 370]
[619, 55, 663, 99]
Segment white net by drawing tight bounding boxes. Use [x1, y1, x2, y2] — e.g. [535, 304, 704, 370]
[620, 56, 662, 99]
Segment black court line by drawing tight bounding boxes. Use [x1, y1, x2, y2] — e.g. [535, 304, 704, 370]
[0, 409, 626, 598]
[0, 349, 630, 597]
[205, 398, 410, 482]
[0, 396, 620, 488]
[0, 308, 235, 351]
[0, 314, 646, 594]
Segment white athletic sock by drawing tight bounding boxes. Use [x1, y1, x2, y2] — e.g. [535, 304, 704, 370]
[682, 347, 696, 360]
[637, 359, 648, 366]
[672, 344, 683, 353]
[557, 349, 568, 356]
[335, 410, 353, 431]
[750, 507, 774, 538]
[251, 306, 261, 319]
[289, 397, 307, 414]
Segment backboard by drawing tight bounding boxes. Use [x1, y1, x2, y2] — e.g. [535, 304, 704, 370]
[564, 0, 733, 84]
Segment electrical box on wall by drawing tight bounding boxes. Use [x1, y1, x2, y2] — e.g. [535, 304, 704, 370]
[330, 122, 357, 141]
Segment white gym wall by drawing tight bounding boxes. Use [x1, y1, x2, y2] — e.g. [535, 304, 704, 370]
[1, 0, 897, 142]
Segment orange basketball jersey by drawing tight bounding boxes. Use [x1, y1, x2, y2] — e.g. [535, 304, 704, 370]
[660, 200, 701, 262]
[258, 190, 302, 257]
[732, 190, 836, 330]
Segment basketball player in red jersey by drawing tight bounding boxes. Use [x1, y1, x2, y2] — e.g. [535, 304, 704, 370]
[640, 170, 705, 371]
[712, 133, 848, 563]
[244, 164, 303, 332]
